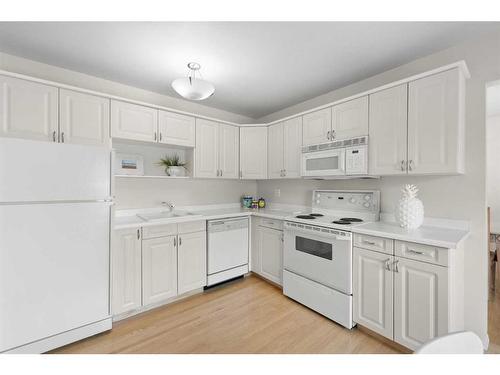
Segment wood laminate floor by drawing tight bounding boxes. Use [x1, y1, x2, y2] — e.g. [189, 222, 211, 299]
[51, 275, 401, 354]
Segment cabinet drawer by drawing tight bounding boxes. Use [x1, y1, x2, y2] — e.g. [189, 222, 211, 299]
[259, 218, 283, 231]
[142, 224, 177, 239]
[178, 220, 206, 234]
[354, 234, 394, 254]
[395, 241, 449, 267]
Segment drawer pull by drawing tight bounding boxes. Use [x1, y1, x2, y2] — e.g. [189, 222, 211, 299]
[363, 240, 377, 245]
[407, 249, 425, 255]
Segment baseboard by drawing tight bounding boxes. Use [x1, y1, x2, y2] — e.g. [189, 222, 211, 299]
[3, 317, 112, 354]
[356, 325, 411, 354]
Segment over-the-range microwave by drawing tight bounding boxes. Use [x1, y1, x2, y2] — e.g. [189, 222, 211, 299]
[301, 136, 369, 178]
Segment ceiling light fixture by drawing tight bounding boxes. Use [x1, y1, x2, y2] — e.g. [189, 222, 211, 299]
[171, 62, 215, 101]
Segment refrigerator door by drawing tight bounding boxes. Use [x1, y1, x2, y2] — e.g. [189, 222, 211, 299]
[0, 138, 110, 202]
[0, 202, 111, 352]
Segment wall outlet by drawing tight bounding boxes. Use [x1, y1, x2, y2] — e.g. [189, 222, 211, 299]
[274, 188, 281, 198]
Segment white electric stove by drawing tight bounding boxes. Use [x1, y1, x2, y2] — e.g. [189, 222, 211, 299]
[282, 190, 380, 329]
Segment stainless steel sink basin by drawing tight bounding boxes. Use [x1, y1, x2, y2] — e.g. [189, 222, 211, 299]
[136, 211, 193, 222]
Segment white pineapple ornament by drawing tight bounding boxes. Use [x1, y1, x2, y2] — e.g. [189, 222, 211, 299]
[397, 184, 424, 230]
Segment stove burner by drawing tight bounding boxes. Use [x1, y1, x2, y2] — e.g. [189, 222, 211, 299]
[340, 217, 363, 222]
[332, 220, 352, 225]
[310, 213, 324, 217]
[296, 215, 316, 220]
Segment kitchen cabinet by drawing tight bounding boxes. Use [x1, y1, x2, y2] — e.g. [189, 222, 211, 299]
[252, 218, 283, 285]
[268, 117, 302, 179]
[142, 235, 178, 306]
[177, 231, 207, 294]
[240, 126, 268, 179]
[158, 110, 195, 147]
[195, 119, 239, 179]
[394, 257, 448, 350]
[407, 68, 465, 175]
[0, 75, 58, 142]
[332, 96, 368, 140]
[59, 89, 110, 146]
[353, 247, 393, 339]
[218, 124, 240, 179]
[353, 234, 464, 351]
[111, 100, 158, 142]
[368, 84, 408, 175]
[112, 228, 142, 315]
[302, 107, 331, 146]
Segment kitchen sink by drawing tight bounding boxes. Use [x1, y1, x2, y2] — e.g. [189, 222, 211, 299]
[136, 211, 195, 222]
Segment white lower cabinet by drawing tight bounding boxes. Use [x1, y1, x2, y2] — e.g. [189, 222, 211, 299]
[178, 231, 207, 294]
[112, 228, 142, 315]
[353, 247, 393, 339]
[252, 219, 283, 285]
[393, 257, 448, 350]
[353, 234, 463, 351]
[142, 235, 178, 306]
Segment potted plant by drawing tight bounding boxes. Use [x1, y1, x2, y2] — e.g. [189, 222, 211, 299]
[158, 154, 188, 177]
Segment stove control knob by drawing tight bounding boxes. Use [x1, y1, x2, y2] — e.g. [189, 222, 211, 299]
[364, 194, 371, 201]
[363, 202, 371, 208]
[349, 197, 356, 203]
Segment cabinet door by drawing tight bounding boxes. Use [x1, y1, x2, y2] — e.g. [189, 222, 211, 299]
[259, 226, 283, 285]
[59, 89, 110, 146]
[267, 122, 284, 179]
[0, 75, 58, 142]
[111, 100, 158, 142]
[195, 118, 219, 178]
[369, 85, 408, 175]
[112, 228, 142, 315]
[394, 257, 449, 350]
[283, 117, 302, 178]
[407, 69, 465, 175]
[251, 218, 262, 274]
[158, 110, 195, 147]
[353, 248, 393, 339]
[240, 127, 268, 179]
[219, 124, 239, 179]
[302, 108, 331, 146]
[142, 235, 178, 306]
[332, 96, 369, 140]
[178, 231, 207, 294]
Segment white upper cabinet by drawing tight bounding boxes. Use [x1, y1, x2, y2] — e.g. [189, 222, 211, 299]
[177, 231, 207, 294]
[302, 107, 331, 145]
[407, 68, 465, 175]
[0, 75, 58, 142]
[268, 122, 284, 179]
[353, 247, 394, 340]
[218, 124, 239, 179]
[194, 118, 219, 178]
[111, 100, 158, 142]
[332, 96, 368, 140]
[268, 117, 302, 179]
[369, 85, 408, 175]
[283, 117, 302, 178]
[59, 89, 110, 146]
[142, 235, 178, 306]
[240, 127, 268, 179]
[158, 110, 195, 147]
[394, 257, 449, 350]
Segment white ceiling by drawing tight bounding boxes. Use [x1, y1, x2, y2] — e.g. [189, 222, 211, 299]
[0, 22, 499, 119]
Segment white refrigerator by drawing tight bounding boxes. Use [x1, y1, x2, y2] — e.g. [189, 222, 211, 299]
[0, 138, 113, 353]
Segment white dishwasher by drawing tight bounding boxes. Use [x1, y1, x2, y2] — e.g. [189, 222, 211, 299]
[207, 217, 249, 286]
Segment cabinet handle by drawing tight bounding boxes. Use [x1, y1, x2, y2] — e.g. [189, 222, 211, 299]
[407, 248, 425, 255]
[363, 240, 376, 246]
[393, 260, 399, 273]
[137, 229, 140, 240]
[61, 132, 65, 143]
[384, 258, 391, 271]
[52, 130, 57, 142]
[326, 131, 331, 140]
[400, 160, 405, 171]
[174, 237, 177, 247]
[239, 171, 243, 178]
[159, 132, 162, 141]
[154, 132, 157, 141]
[331, 130, 336, 140]
[179, 237, 182, 246]
[220, 170, 223, 177]
[283, 169, 286, 177]
[408, 160, 414, 171]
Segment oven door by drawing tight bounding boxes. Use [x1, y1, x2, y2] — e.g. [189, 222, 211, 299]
[284, 225, 352, 294]
[301, 148, 346, 177]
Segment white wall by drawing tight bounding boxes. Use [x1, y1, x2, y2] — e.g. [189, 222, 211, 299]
[487, 114, 500, 226]
[258, 30, 500, 347]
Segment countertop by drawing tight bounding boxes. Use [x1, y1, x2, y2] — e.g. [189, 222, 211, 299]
[114, 205, 469, 249]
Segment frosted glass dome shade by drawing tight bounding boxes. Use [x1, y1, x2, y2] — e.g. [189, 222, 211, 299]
[171, 76, 215, 101]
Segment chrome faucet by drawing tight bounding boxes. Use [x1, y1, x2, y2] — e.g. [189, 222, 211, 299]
[161, 201, 175, 211]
